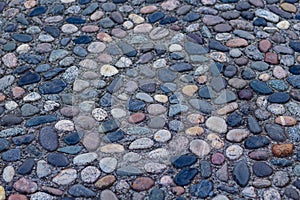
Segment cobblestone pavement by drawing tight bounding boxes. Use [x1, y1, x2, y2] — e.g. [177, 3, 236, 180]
[1, 0, 300, 199]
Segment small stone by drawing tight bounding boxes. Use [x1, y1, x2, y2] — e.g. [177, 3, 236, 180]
[99, 157, 117, 173]
[226, 145, 243, 160]
[226, 129, 250, 142]
[73, 152, 98, 165]
[2, 53, 17, 68]
[205, 116, 227, 133]
[253, 162, 273, 177]
[154, 130, 171, 142]
[81, 166, 101, 183]
[3, 166, 14, 182]
[100, 65, 118, 77]
[132, 177, 154, 191]
[273, 171, 290, 187]
[263, 188, 281, 200]
[13, 178, 37, 194]
[189, 139, 211, 157]
[95, 175, 116, 189]
[53, 168, 77, 185]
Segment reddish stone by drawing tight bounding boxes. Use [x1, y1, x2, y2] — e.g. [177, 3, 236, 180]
[170, 25, 182, 31]
[211, 152, 225, 165]
[226, 38, 248, 48]
[132, 177, 154, 191]
[171, 186, 185, 195]
[12, 87, 25, 99]
[272, 144, 294, 157]
[41, 186, 63, 196]
[264, 52, 279, 64]
[249, 150, 269, 160]
[95, 175, 116, 189]
[259, 40, 272, 52]
[140, 5, 157, 14]
[8, 194, 28, 200]
[111, 28, 127, 38]
[128, 113, 146, 123]
[82, 25, 99, 32]
[275, 116, 297, 126]
[60, 106, 80, 117]
[0, 93, 6, 102]
[234, 57, 249, 66]
[13, 178, 38, 194]
[36, 43, 52, 53]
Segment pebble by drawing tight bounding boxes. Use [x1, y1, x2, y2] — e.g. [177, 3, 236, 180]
[132, 177, 155, 191]
[13, 178, 37, 193]
[53, 169, 77, 185]
[205, 116, 227, 133]
[189, 139, 211, 157]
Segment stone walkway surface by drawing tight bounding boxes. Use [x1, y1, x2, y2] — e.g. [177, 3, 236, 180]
[0, 0, 300, 199]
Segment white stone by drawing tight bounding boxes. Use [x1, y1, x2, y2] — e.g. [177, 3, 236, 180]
[5, 101, 18, 110]
[100, 144, 125, 153]
[36, 160, 51, 178]
[73, 152, 98, 165]
[205, 116, 227, 133]
[3, 166, 14, 182]
[123, 152, 141, 162]
[53, 168, 77, 185]
[80, 166, 101, 183]
[255, 9, 280, 23]
[123, 21, 134, 29]
[99, 157, 118, 173]
[55, 120, 75, 132]
[225, 145, 243, 160]
[276, 20, 290, 29]
[61, 24, 78, 33]
[30, 192, 53, 200]
[189, 139, 211, 157]
[44, 100, 60, 111]
[87, 42, 106, 53]
[153, 59, 167, 68]
[207, 133, 224, 149]
[129, 138, 154, 149]
[100, 65, 118, 77]
[92, 108, 108, 121]
[115, 57, 132, 68]
[212, 195, 230, 200]
[169, 44, 182, 52]
[148, 148, 170, 160]
[263, 188, 281, 200]
[154, 130, 171, 142]
[128, 13, 145, 24]
[61, 0, 75, 3]
[23, 92, 41, 102]
[144, 162, 167, 173]
[242, 186, 256, 198]
[73, 79, 90, 92]
[38, 34, 55, 42]
[16, 44, 30, 54]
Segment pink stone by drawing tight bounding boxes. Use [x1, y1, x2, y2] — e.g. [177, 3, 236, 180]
[2, 53, 17, 68]
[273, 66, 287, 79]
[211, 152, 225, 165]
[82, 25, 99, 32]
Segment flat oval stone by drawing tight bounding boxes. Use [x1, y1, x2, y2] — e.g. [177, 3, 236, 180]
[172, 154, 197, 168]
[68, 184, 96, 197]
[252, 161, 273, 177]
[39, 126, 58, 151]
[233, 160, 250, 187]
[18, 158, 34, 175]
[13, 178, 37, 194]
[39, 79, 67, 94]
[174, 168, 198, 186]
[268, 92, 290, 103]
[25, 115, 58, 127]
[250, 80, 273, 94]
[132, 177, 154, 191]
[272, 143, 294, 157]
[66, 17, 86, 24]
[244, 136, 270, 149]
[226, 129, 250, 142]
[47, 153, 69, 167]
[29, 6, 47, 17]
[17, 71, 41, 86]
[12, 34, 33, 43]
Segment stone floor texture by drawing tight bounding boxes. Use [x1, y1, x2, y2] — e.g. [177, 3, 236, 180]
[1, 0, 300, 199]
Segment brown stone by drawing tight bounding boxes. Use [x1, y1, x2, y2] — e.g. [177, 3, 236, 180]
[226, 38, 248, 47]
[264, 52, 279, 64]
[197, 75, 207, 84]
[12, 87, 25, 99]
[161, 0, 180, 11]
[185, 126, 204, 136]
[182, 85, 198, 96]
[97, 32, 112, 42]
[82, 25, 99, 32]
[211, 152, 225, 165]
[0, 93, 6, 102]
[132, 177, 154, 191]
[95, 175, 116, 189]
[128, 113, 146, 123]
[259, 40, 272, 52]
[140, 5, 157, 14]
[13, 178, 38, 194]
[280, 3, 297, 13]
[187, 114, 205, 124]
[111, 28, 127, 38]
[249, 150, 269, 160]
[272, 144, 294, 157]
[171, 186, 185, 195]
[275, 116, 297, 126]
[41, 186, 63, 196]
[8, 194, 28, 200]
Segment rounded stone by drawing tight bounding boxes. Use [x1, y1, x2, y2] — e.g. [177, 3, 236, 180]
[226, 145, 243, 160]
[99, 157, 118, 173]
[189, 139, 211, 157]
[154, 130, 171, 142]
[132, 177, 154, 191]
[205, 116, 227, 133]
[81, 166, 101, 183]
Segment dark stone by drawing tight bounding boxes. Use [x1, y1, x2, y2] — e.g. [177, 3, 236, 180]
[184, 41, 209, 54]
[158, 68, 177, 82]
[4, 23, 17, 32]
[18, 158, 34, 175]
[252, 161, 273, 177]
[50, 4, 64, 15]
[187, 33, 204, 44]
[227, 112, 243, 127]
[247, 116, 262, 134]
[73, 46, 88, 57]
[268, 5, 293, 19]
[25, 115, 58, 127]
[268, 92, 290, 103]
[0, 2, 5, 12]
[155, 45, 167, 55]
[233, 160, 250, 187]
[102, 3, 116, 11]
[127, 99, 145, 112]
[209, 39, 229, 52]
[44, 26, 60, 38]
[99, 93, 113, 107]
[290, 41, 300, 52]
[17, 71, 41, 86]
[241, 68, 256, 80]
[210, 76, 226, 92]
[190, 180, 213, 198]
[99, 119, 119, 133]
[47, 153, 69, 167]
[170, 62, 193, 72]
[160, 16, 177, 24]
[284, 188, 300, 200]
[293, 179, 300, 190]
[210, 62, 224, 77]
[253, 18, 267, 26]
[110, 11, 124, 23]
[249, 80, 273, 94]
[43, 68, 65, 80]
[189, 99, 214, 114]
[12, 134, 35, 146]
[66, 17, 86, 24]
[73, 36, 92, 44]
[29, 6, 47, 17]
[106, 76, 122, 94]
[0, 139, 9, 152]
[200, 161, 211, 178]
[198, 86, 216, 99]
[117, 41, 137, 57]
[172, 154, 197, 168]
[140, 83, 156, 93]
[99, 17, 115, 28]
[182, 12, 200, 22]
[244, 136, 270, 149]
[265, 124, 287, 142]
[0, 115, 23, 126]
[289, 65, 300, 75]
[13, 65, 31, 74]
[64, 132, 80, 145]
[82, 3, 99, 16]
[2, 149, 20, 162]
[174, 168, 198, 186]
[238, 89, 253, 100]
[79, 0, 91, 4]
[19, 53, 45, 64]
[39, 126, 58, 151]
[223, 65, 237, 77]
[149, 188, 164, 200]
[217, 185, 239, 194]
[236, 1, 251, 10]
[270, 159, 293, 167]
[39, 79, 67, 94]
[103, 130, 125, 142]
[68, 184, 96, 197]
[113, 0, 127, 3]
[12, 33, 33, 43]
[241, 11, 254, 20]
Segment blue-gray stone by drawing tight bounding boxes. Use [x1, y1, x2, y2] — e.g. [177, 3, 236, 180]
[82, 3, 98, 15]
[39, 79, 67, 94]
[244, 136, 270, 149]
[149, 188, 164, 200]
[288, 76, 300, 89]
[19, 53, 45, 64]
[66, 17, 86, 24]
[0, 139, 9, 152]
[271, 159, 293, 167]
[43, 68, 65, 80]
[247, 116, 262, 134]
[99, 93, 113, 107]
[189, 99, 213, 114]
[18, 158, 34, 175]
[265, 124, 287, 142]
[250, 80, 273, 94]
[68, 184, 96, 197]
[268, 79, 288, 91]
[268, 92, 290, 103]
[190, 180, 213, 198]
[252, 161, 273, 177]
[116, 166, 143, 176]
[103, 130, 125, 142]
[17, 71, 41, 86]
[158, 68, 177, 82]
[289, 65, 300, 75]
[57, 146, 83, 155]
[39, 126, 58, 151]
[288, 127, 300, 142]
[170, 62, 193, 72]
[233, 160, 250, 187]
[182, 12, 201, 22]
[73, 36, 92, 44]
[169, 104, 188, 117]
[2, 149, 20, 162]
[290, 41, 300, 52]
[12, 134, 35, 146]
[148, 11, 165, 23]
[172, 154, 197, 168]
[73, 46, 88, 57]
[29, 6, 47, 17]
[185, 41, 209, 55]
[44, 26, 60, 38]
[47, 153, 69, 167]
[25, 115, 58, 127]
[64, 132, 80, 145]
[12, 33, 33, 43]
[117, 41, 137, 57]
[127, 99, 145, 111]
[99, 17, 115, 28]
[99, 119, 120, 133]
[174, 168, 198, 186]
